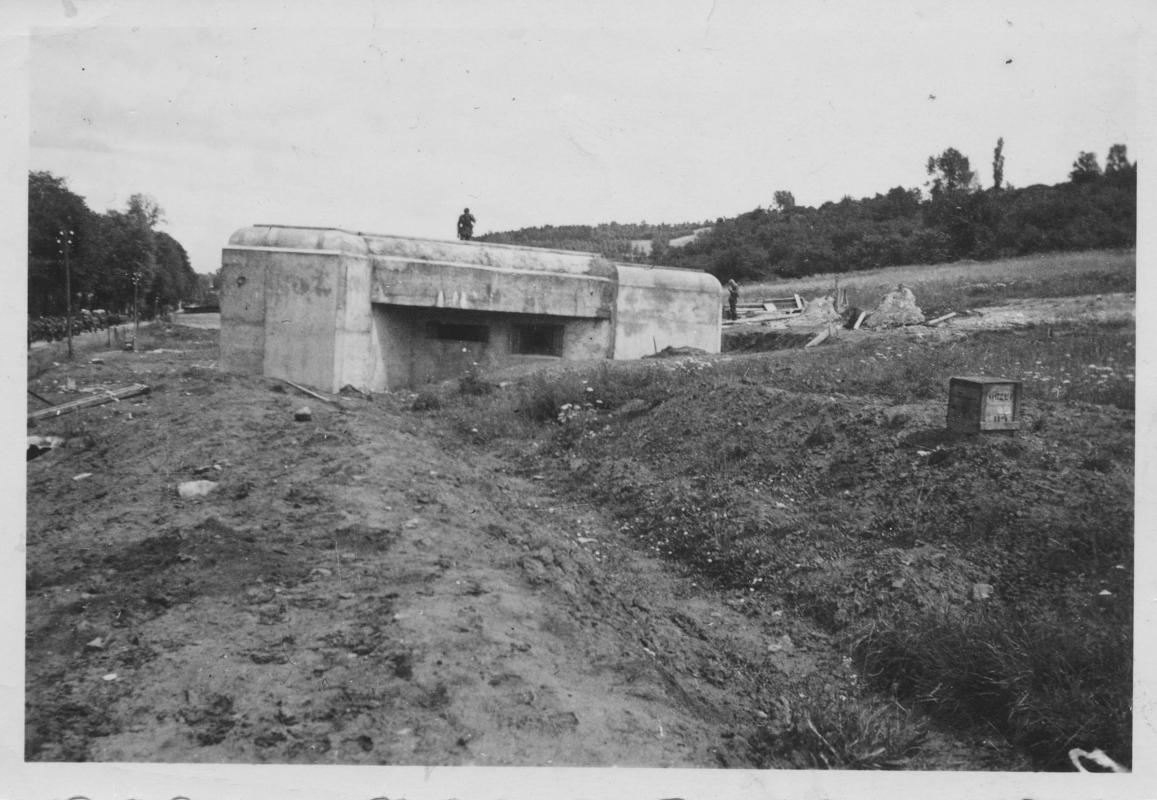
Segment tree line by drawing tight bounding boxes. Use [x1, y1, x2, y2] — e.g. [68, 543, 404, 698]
[479, 220, 708, 262]
[481, 143, 1136, 282]
[28, 170, 208, 321]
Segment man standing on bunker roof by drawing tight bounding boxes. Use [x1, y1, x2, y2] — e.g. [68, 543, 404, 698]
[457, 207, 476, 241]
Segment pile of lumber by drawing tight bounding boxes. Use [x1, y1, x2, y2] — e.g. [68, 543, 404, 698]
[724, 294, 804, 326]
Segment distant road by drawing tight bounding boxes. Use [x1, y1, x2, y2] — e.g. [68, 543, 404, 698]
[175, 312, 220, 330]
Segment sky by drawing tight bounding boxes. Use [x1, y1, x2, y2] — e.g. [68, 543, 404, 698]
[17, 1, 1147, 276]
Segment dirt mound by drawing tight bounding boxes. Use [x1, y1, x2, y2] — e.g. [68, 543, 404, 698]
[786, 295, 842, 327]
[864, 284, 925, 328]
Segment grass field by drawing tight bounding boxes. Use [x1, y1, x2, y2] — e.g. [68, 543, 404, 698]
[743, 249, 1135, 318]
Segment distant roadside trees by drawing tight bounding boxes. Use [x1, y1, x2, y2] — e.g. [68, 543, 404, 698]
[28, 171, 201, 321]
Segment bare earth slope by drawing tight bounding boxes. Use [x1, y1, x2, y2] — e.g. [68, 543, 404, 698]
[25, 293, 1132, 769]
[26, 330, 852, 767]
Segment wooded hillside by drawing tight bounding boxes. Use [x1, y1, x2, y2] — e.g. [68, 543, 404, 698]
[479, 143, 1136, 282]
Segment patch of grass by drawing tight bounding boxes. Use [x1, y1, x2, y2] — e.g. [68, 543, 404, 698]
[752, 677, 928, 769]
[850, 608, 1132, 770]
[747, 249, 1134, 312]
[789, 321, 1134, 408]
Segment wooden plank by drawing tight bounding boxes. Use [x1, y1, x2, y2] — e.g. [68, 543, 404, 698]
[723, 310, 797, 325]
[926, 311, 958, 326]
[804, 328, 830, 348]
[853, 311, 868, 330]
[27, 389, 56, 408]
[27, 383, 150, 421]
[281, 378, 341, 406]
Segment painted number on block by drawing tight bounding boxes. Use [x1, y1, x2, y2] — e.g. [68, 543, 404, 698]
[985, 386, 1015, 423]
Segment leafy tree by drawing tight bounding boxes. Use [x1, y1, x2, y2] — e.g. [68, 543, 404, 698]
[869, 187, 922, 221]
[992, 137, 1005, 191]
[1070, 151, 1102, 184]
[926, 148, 977, 198]
[1105, 144, 1130, 175]
[773, 190, 796, 212]
[153, 231, 197, 308]
[28, 172, 93, 316]
[27, 171, 200, 324]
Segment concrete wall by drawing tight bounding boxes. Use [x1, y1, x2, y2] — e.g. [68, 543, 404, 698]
[219, 250, 268, 375]
[369, 234, 616, 319]
[612, 264, 722, 359]
[221, 227, 378, 393]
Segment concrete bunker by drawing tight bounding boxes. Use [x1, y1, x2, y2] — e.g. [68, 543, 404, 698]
[220, 225, 722, 391]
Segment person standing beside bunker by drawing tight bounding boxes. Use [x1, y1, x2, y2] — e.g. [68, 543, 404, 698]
[457, 208, 476, 241]
[726, 278, 739, 320]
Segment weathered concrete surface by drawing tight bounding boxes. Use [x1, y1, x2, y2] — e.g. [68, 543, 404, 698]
[219, 250, 268, 376]
[369, 234, 616, 318]
[221, 225, 722, 391]
[613, 264, 722, 359]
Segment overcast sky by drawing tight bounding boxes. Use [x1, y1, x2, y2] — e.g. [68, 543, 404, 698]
[20, 2, 1149, 275]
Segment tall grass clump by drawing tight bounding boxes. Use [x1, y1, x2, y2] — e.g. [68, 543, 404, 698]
[850, 608, 1132, 770]
[750, 676, 928, 769]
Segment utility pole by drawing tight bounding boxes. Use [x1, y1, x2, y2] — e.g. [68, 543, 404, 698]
[133, 269, 140, 343]
[57, 226, 74, 360]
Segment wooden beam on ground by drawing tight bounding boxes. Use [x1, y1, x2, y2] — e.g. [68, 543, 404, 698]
[926, 312, 958, 327]
[804, 328, 830, 348]
[280, 378, 341, 406]
[27, 383, 150, 421]
[27, 390, 55, 408]
[723, 310, 797, 325]
[853, 311, 868, 330]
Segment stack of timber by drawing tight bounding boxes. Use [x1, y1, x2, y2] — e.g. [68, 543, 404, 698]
[724, 294, 805, 326]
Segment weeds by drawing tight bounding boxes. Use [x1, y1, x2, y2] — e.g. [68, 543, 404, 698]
[788, 322, 1134, 408]
[850, 608, 1132, 770]
[420, 294, 1132, 770]
[752, 677, 928, 769]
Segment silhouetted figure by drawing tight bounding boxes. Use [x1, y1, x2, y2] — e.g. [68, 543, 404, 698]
[457, 208, 476, 241]
[726, 279, 739, 320]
